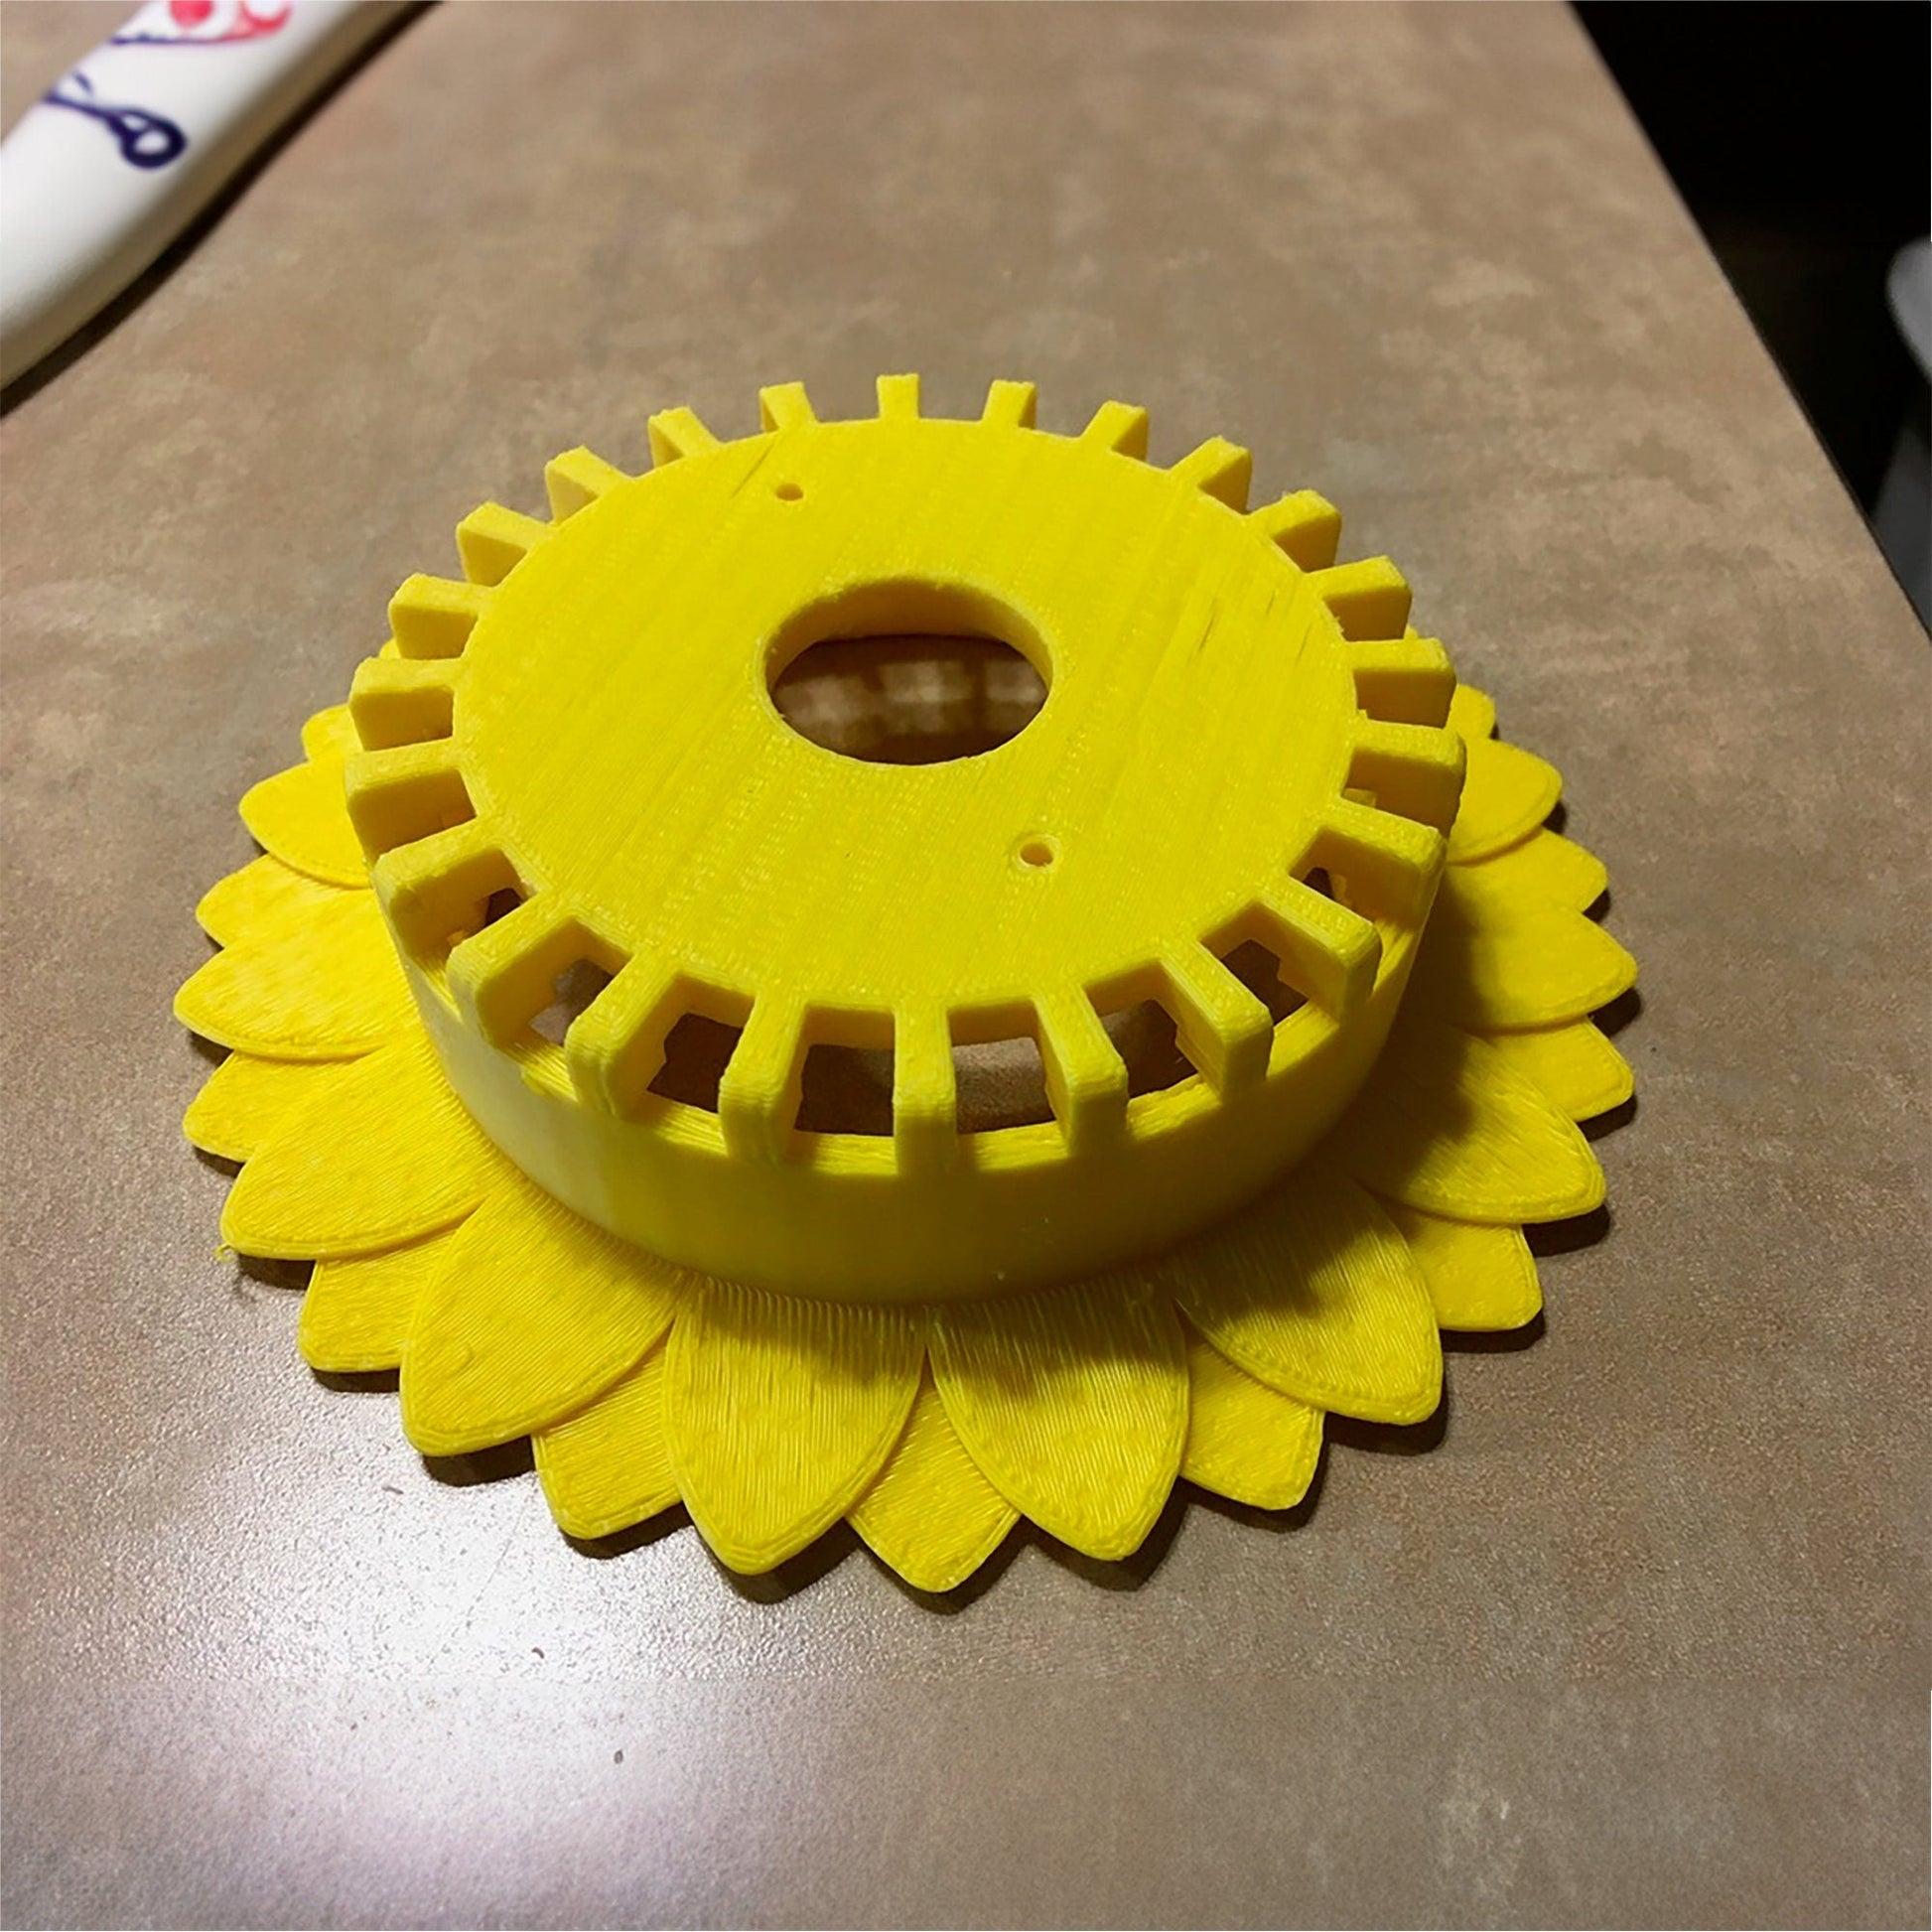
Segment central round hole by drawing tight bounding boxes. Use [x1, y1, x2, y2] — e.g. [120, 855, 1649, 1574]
[768, 583, 1048, 766]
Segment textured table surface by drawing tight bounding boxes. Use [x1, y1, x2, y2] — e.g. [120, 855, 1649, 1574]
[2, 4, 1926, 1926]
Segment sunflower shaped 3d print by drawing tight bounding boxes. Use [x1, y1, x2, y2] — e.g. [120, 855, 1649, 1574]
[176, 376, 1635, 1590]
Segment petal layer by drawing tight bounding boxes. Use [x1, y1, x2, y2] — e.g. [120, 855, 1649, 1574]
[196, 855, 357, 950]
[665, 1285, 923, 1574]
[1378, 1201, 1543, 1331]
[1454, 828, 1607, 913]
[533, 1347, 681, 1541]
[1481, 1021, 1633, 1122]
[401, 1172, 682, 1457]
[238, 759, 366, 888]
[175, 887, 412, 1058]
[1327, 1018, 1604, 1223]
[1449, 739, 1562, 865]
[302, 1228, 465, 1373]
[301, 705, 360, 764]
[1171, 1165, 1442, 1425]
[931, 1280, 1186, 1560]
[849, 1374, 1020, 1591]
[185, 1052, 351, 1161]
[221, 1034, 502, 1258]
[1179, 1331, 1324, 1508]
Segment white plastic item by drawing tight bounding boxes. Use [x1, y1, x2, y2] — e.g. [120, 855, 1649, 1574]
[0, 0, 401, 389]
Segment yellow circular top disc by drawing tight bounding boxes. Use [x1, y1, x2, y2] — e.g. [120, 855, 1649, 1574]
[341, 376, 1466, 1301]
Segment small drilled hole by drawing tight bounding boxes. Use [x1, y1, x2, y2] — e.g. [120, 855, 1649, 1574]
[1017, 837, 1057, 871]
[773, 481, 804, 502]
[647, 1015, 743, 1112]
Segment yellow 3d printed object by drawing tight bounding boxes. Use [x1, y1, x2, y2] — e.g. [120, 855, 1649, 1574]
[177, 377, 1636, 1588]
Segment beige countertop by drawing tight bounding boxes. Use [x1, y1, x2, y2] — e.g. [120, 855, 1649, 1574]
[1, 3, 1925, 1925]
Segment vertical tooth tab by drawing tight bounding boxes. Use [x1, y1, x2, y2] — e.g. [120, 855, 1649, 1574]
[982, 379, 1037, 428]
[1080, 399, 1150, 458]
[718, 996, 807, 1161]
[1255, 878, 1383, 1017]
[1035, 990, 1128, 1152]
[1248, 490, 1342, 571]
[447, 896, 604, 1047]
[893, 1008, 958, 1173]
[1171, 437, 1253, 510]
[347, 655, 461, 751]
[1313, 801, 1446, 923]
[370, 820, 517, 956]
[389, 575, 490, 659]
[455, 502, 549, 586]
[544, 447, 628, 521]
[343, 739, 473, 860]
[646, 406, 720, 468]
[1350, 719, 1467, 832]
[876, 373, 921, 420]
[565, 956, 685, 1116]
[759, 382, 817, 431]
[1349, 634, 1455, 727]
[1310, 558, 1413, 640]
[1161, 946, 1274, 1092]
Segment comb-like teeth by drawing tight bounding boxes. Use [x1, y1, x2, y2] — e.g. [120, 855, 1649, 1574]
[447, 895, 614, 1047]
[876, 373, 920, 420]
[893, 1008, 957, 1171]
[1253, 877, 1382, 1017]
[456, 501, 549, 587]
[1079, 399, 1150, 458]
[717, 995, 808, 1161]
[1171, 437, 1253, 510]
[564, 955, 685, 1116]
[348, 655, 462, 750]
[1349, 635, 1454, 727]
[344, 739, 473, 861]
[759, 382, 817, 432]
[1160, 946, 1273, 1092]
[1349, 719, 1466, 832]
[646, 406, 720, 468]
[1311, 800, 1446, 923]
[1310, 558, 1412, 641]
[544, 447, 628, 521]
[982, 379, 1037, 429]
[1248, 490, 1342, 571]
[370, 820, 516, 955]
[1035, 988, 1129, 1150]
[389, 575, 490, 659]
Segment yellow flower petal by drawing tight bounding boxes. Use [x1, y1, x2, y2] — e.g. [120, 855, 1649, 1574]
[1453, 828, 1606, 912]
[1170, 1165, 1441, 1425]
[221, 1033, 501, 1258]
[301, 704, 361, 765]
[1179, 1330, 1324, 1509]
[665, 1284, 923, 1574]
[175, 887, 412, 1058]
[931, 1280, 1186, 1561]
[196, 854, 357, 950]
[1448, 739, 1561, 865]
[1327, 1017, 1604, 1223]
[184, 1052, 352, 1161]
[401, 1172, 681, 1457]
[1377, 1201, 1542, 1331]
[1448, 683, 1496, 744]
[533, 1345, 680, 1541]
[1480, 1021, 1633, 1122]
[238, 759, 366, 888]
[301, 1228, 464, 1374]
[1411, 873, 1637, 1032]
[848, 1373, 1019, 1592]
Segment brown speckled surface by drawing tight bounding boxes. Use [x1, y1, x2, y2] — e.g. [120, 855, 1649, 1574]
[1, 4, 1926, 1926]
